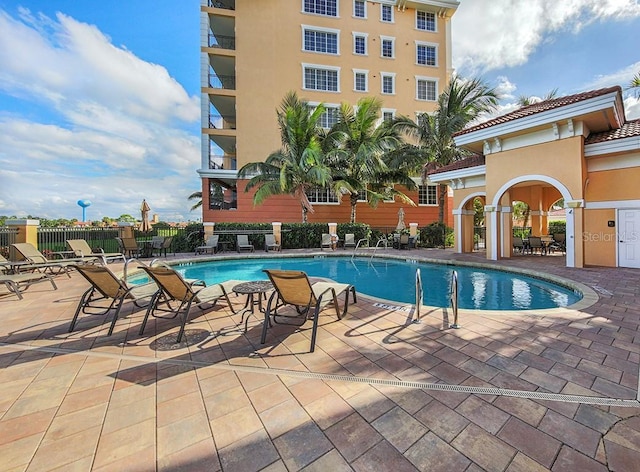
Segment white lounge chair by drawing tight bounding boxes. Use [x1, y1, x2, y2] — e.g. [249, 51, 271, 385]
[195, 235, 219, 255]
[237, 235, 254, 252]
[265, 234, 281, 252]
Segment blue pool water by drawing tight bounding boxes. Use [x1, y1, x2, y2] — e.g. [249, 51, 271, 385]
[143, 257, 581, 310]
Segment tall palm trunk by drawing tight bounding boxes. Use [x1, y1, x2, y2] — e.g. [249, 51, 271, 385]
[438, 184, 447, 223]
[350, 194, 358, 223]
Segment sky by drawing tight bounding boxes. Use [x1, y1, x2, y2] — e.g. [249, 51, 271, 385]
[0, 1, 639, 222]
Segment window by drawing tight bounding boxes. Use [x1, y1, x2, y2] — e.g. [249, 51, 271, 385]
[303, 28, 339, 54]
[419, 185, 437, 205]
[304, 0, 338, 17]
[306, 186, 339, 203]
[319, 105, 340, 128]
[416, 77, 437, 101]
[381, 73, 395, 94]
[416, 11, 436, 31]
[357, 189, 367, 202]
[303, 65, 340, 91]
[354, 70, 368, 92]
[417, 43, 436, 66]
[381, 37, 394, 58]
[353, 33, 367, 55]
[381, 109, 395, 122]
[353, 0, 366, 18]
[381, 4, 393, 22]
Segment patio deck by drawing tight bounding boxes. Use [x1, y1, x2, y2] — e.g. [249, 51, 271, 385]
[1, 248, 639, 471]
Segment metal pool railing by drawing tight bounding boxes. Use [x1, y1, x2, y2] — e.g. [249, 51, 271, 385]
[449, 270, 460, 329]
[414, 268, 423, 323]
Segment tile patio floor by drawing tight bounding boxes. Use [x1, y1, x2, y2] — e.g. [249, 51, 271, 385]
[1, 248, 640, 471]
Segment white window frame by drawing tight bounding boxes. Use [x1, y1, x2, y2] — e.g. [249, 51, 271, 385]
[307, 101, 340, 129]
[419, 184, 438, 206]
[416, 76, 438, 101]
[353, 69, 368, 92]
[380, 35, 395, 59]
[352, 32, 368, 55]
[306, 186, 340, 204]
[357, 188, 368, 202]
[381, 108, 396, 123]
[302, 0, 339, 17]
[416, 10, 436, 32]
[302, 63, 341, 92]
[380, 3, 394, 23]
[381, 72, 395, 95]
[353, 0, 366, 19]
[416, 41, 437, 67]
[302, 25, 340, 55]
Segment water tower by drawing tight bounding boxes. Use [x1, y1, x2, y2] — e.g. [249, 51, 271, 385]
[77, 200, 92, 222]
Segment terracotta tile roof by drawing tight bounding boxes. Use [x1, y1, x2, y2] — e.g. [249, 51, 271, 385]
[455, 86, 623, 137]
[428, 153, 485, 175]
[585, 119, 640, 144]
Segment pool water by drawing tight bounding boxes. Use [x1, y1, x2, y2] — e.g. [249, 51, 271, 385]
[152, 257, 581, 310]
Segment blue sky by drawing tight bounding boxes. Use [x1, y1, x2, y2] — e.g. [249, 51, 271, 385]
[0, 0, 639, 222]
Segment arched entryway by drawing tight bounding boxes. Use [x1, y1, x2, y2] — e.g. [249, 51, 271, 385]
[454, 192, 486, 253]
[487, 175, 582, 267]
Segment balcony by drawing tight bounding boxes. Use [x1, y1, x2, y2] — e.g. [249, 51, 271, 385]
[208, 74, 235, 90]
[208, 34, 235, 50]
[208, 114, 236, 130]
[209, 155, 237, 171]
[208, 0, 235, 10]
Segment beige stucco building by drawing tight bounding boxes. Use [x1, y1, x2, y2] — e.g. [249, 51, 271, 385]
[429, 86, 640, 268]
[199, 0, 458, 227]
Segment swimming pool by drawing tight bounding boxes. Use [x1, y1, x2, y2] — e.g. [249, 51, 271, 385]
[146, 256, 582, 310]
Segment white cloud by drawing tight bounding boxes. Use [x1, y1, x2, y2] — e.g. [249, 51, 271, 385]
[453, 0, 640, 74]
[0, 9, 202, 222]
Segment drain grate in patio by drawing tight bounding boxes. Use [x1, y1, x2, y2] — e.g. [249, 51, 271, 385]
[3, 341, 638, 408]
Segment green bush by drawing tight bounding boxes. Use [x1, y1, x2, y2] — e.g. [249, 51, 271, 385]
[548, 221, 566, 235]
[420, 222, 453, 248]
[172, 223, 203, 253]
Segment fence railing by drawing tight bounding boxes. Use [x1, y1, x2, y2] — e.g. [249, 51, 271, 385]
[208, 74, 235, 89]
[208, 33, 235, 50]
[0, 227, 19, 257]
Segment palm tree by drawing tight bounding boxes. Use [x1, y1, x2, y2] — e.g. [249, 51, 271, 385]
[398, 75, 499, 223]
[187, 191, 202, 211]
[326, 97, 417, 223]
[237, 91, 332, 223]
[517, 88, 558, 107]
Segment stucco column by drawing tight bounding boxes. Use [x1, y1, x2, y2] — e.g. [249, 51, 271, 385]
[328, 222, 337, 250]
[565, 199, 584, 268]
[485, 205, 499, 260]
[203, 222, 215, 238]
[6, 219, 39, 260]
[272, 222, 282, 245]
[118, 222, 134, 239]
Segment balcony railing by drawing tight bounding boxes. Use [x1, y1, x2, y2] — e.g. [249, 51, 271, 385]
[209, 155, 237, 170]
[208, 114, 236, 130]
[208, 0, 235, 10]
[208, 34, 235, 50]
[208, 74, 235, 90]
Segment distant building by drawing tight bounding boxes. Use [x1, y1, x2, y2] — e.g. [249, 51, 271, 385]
[198, 0, 458, 228]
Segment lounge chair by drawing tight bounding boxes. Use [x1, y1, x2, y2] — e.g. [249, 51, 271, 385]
[0, 272, 57, 300]
[138, 264, 239, 343]
[116, 237, 142, 258]
[11, 243, 80, 278]
[551, 233, 566, 254]
[261, 269, 357, 352]
[398, 233, 410, 250]
[527, 236, 544, 255]
[236, 234, 254, 252]
[264, 234, 281, 252]
[321, 233, 333, 250]
[195, 235, 219, 255]
[343, 233, 356, 249]
[151, 236, 173, 257]
[69, 264, 159, 335]
[66, 239, 126, 264]
[512, 236, 524, 254]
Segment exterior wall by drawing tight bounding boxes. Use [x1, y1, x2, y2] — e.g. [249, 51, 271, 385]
[583, 208, 616, 266]
[583, 165, 640, 266]
[205, 181, 443, 227]
[202, 0, 456, 228]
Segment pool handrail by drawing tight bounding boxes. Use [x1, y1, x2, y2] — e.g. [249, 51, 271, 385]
[449, 270, 460, 328]
[414, 268, 423, 323]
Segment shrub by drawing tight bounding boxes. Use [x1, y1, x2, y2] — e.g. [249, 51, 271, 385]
[420, 222, 452, 248]
[548, 221, 566, 235]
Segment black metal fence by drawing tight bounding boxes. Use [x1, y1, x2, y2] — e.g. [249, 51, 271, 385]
[0, 226, 19, 257]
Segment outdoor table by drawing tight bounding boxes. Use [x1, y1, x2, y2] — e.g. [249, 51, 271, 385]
[232, 280, 274, 331]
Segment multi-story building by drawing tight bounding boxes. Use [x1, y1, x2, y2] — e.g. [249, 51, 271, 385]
[199, 0, 458, 227]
